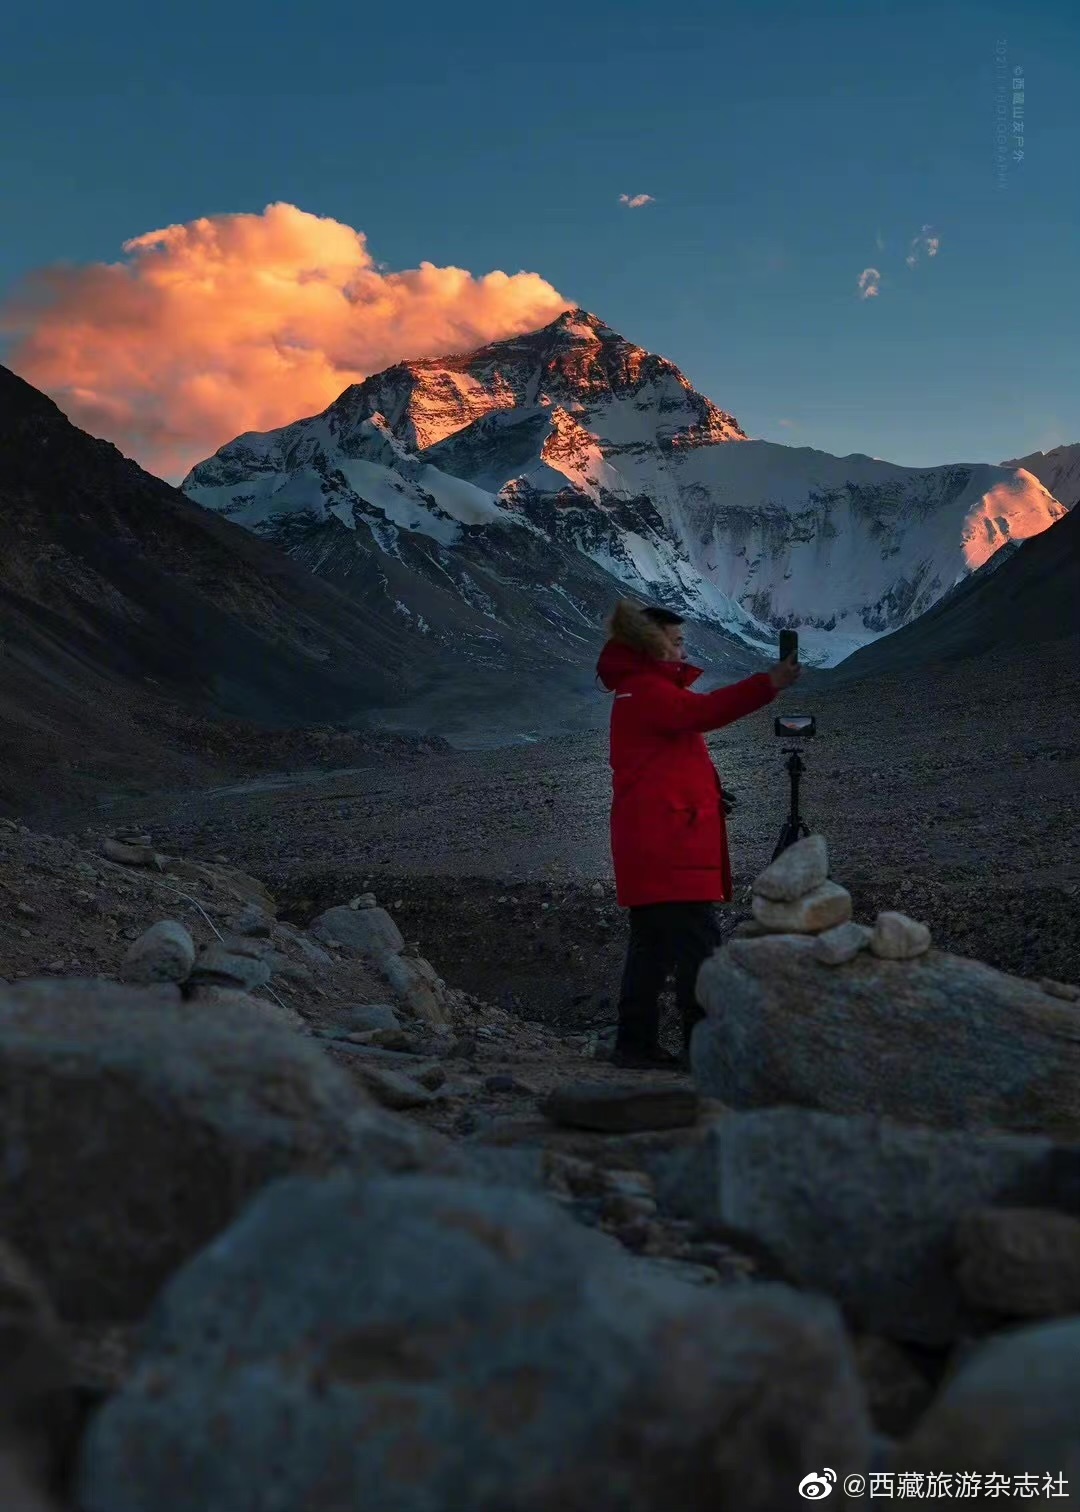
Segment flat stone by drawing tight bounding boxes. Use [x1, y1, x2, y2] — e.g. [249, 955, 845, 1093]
[751, 833, 829, 902]
[120, 921, 196, 986]
[539, 1082, 700, 1134]
[349, 1064, 435, 1111]
[101, 838, 157, 867]
[77, 1174, 871, 1512]
[751, 879, 852, 933]
[870, 911, 931, 959]
[694, 936, 1080, 1137]
[310, 905, 403, 958]
[338, 1003, 401, 1033]
[814, 920, 873, 965]
[954, 1206, 1080, 1319]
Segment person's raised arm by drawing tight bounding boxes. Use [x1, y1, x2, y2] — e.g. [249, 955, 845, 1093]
[630, 653, 801, 736]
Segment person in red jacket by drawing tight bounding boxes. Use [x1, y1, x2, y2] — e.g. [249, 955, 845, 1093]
[595, 598, 801, 1069]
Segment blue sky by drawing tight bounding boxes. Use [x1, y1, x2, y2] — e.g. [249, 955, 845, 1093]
[1, 0, 1075, 471]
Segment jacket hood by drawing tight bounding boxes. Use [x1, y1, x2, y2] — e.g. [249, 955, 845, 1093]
[596, 638, 703, 692]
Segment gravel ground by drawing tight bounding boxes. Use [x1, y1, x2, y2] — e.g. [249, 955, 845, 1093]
[63, 638, 1078, 1035]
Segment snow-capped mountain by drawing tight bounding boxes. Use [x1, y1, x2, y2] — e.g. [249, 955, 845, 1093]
[1000, 442, 1080, 510]
[184, 309, 1066, 694]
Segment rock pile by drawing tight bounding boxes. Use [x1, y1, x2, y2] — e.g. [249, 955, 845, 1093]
[745, 833, 932, 963]
[310, 900, 450, 1026]
[694, 833, 1080, 1138]
[3, 815, 1080, 1509]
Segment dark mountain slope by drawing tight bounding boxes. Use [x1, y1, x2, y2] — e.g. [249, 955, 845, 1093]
[811, 501, 1079, 686]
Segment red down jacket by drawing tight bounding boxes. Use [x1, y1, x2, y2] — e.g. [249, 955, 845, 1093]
[596, 640, 777, 907]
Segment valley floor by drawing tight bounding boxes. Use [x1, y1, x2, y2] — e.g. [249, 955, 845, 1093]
[50, 636, 1079, 1028]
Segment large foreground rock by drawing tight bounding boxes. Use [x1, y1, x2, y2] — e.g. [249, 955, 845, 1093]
[650, 1106, 1080, 1345]
[0, 980, 455, 1320]
[694, 933, 1080, 1136]
[78, 1173, 871, 1512]
[895, 1316, 1080, 1484]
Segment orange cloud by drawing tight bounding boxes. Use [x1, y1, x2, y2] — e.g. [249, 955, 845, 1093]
[0, 202, 571, 479]
[619, 193, 656, 208]
[857, 267, 882, 300]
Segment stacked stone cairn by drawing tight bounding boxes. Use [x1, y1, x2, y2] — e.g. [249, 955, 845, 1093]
[745, 832, 931, 963]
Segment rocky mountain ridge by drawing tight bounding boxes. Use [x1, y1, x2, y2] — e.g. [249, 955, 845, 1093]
[184, 308, 1067, 689]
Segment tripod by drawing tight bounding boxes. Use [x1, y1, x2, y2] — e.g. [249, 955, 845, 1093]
[771, 747, 812, 861]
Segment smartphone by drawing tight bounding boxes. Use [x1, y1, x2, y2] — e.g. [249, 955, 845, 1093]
[779, 629, 799, 663]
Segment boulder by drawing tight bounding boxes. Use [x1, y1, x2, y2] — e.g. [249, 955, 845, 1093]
[895, 1317, 1080, 1485]
[375, 950, 449, 1026]
[751, 879, 852, 933]
[954, 1206, 1080, 1319]
[77, 1173, 871, 1512]
[694, 933, 1080, 1137]
[188, 942, 271, 992]
[814, 920, 873, 965]
[310, 905, 403, 958]
[653, 1106, 1080, 1345]
[751, 833, 829, 902]
[224, 904, 273, 938]
[870, 911, 931, 960]
[261, 950, 311, 984]
[0, 979, 452, 1320]
[120, 920, 196, 986]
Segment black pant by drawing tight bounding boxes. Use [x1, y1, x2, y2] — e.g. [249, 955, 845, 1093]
[615, 902, 724, 1052]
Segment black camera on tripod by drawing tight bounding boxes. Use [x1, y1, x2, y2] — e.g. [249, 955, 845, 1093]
[771, 632, 816, 861]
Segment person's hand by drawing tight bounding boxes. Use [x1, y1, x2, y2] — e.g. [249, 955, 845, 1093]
[768, 652, 801, 691]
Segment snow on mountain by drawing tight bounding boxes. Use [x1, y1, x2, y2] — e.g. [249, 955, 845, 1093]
[1000, 443, 1080, 509]
[183, 309, 1065, 675]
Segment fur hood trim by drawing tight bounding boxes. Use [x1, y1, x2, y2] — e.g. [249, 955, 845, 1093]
[604, 598, 672, 661]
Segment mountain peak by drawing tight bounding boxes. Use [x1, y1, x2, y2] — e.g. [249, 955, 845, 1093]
[312, 309, 745, 453]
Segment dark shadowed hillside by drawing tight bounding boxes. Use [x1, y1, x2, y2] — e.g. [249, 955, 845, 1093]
[0, 364, 444, 809]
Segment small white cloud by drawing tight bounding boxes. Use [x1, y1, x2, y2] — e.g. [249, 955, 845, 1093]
[857, 267, 882, 299]
[619, 193, 656, 209]
[906, 224, 941, 267]
[778, 418, 796, 428]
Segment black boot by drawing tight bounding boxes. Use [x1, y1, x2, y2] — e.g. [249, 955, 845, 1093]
[611, 1041, 684, 1071]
